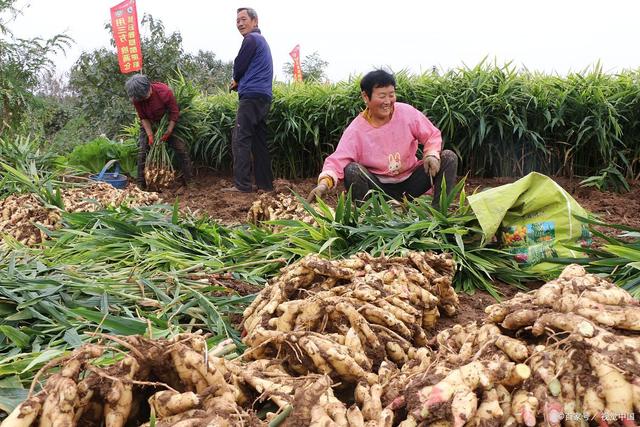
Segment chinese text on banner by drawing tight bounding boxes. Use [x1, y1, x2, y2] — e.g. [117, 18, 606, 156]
[110, 0, 142, 73]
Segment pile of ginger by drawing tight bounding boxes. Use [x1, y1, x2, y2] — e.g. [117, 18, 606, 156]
[4, 257, 640, 427]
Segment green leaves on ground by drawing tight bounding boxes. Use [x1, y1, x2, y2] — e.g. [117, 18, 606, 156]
[549, 216, 640, 297]
[66, 136, 137, 176]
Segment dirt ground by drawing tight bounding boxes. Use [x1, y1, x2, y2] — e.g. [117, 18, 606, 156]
[161, 170, 640, 229]
[158, 170, 639, 331]
[436, 281, 524, 333]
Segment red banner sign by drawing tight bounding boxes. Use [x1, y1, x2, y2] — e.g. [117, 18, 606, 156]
[289, 44, 303, 83]
[110, 0, 142, 73]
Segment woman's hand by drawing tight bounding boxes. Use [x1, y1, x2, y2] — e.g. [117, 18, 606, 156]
[423, 155, 441, 176]
[306, 182, 329, 202]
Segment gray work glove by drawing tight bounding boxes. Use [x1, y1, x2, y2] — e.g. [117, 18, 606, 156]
[423, 155, 441, 177]
[306, 182, 329, 202]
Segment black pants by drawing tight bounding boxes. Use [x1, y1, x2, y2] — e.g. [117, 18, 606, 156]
[137, 130, 193, 187]
[232, 96, 273, 192]
[343, 149, 458, 206]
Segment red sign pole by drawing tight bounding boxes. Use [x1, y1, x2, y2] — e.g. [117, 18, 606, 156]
[110, 0, 143, 74]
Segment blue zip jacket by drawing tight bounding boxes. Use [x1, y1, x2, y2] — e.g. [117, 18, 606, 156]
[233, 28, 273, 100]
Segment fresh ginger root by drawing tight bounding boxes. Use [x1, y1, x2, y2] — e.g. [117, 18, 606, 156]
[468, 388, 503, 426]
[38, 358, 85, 427]
[149, 390, 201, 418]
[408, 360, 529, 424]
[511, 389, 538, 427]
[589, 353, 636, 425]
[104, 356, 139, 427]
[1, 394, 45, 427]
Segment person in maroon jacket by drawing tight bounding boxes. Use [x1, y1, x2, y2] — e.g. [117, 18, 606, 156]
[125, 74, 193, 189]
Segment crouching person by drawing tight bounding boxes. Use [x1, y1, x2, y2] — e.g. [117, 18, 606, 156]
[125, 74, 193, 189]
[307, 69, 457, 206]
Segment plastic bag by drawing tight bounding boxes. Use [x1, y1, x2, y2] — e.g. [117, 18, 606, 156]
[468, 172, 592, 271]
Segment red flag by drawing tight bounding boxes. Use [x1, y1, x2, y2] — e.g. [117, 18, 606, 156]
[110, 0, 143, 73]
[289, 44, 303, 82]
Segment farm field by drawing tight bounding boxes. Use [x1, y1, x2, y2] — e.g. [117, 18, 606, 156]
[1, 157, 639, 426]
[160, 171, 640, 329]
[3, 44, 640, 426]
[4, 0, 640, 419]
[162, 171, 640, 230]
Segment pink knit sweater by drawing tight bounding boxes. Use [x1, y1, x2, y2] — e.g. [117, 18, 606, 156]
[319, 102, 442, 184]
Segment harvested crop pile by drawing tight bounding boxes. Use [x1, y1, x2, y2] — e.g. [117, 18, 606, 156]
[7, 263, 639, 426]
[247, 192, 318, 226]
[1, 334, 329, 427]
[144, 164, 176, 191]
[242, 251, 458, 384]
[62, 182, 160, 212]
[385, 264, 640, 426]
[0, 183, 160, 245]
[0, 193, 60, 246]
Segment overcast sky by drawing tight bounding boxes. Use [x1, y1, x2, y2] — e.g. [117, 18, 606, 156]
[9, 0, 640, 81]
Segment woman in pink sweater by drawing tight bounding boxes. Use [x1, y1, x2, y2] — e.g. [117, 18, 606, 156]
[307, 70, 458, 206]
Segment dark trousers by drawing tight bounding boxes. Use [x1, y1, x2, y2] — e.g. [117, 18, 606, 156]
[232, 97, 273, 192]
[137, 129, 193, 186]
[343, 150, 458, 206]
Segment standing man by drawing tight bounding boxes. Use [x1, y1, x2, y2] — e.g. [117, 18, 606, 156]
[125, 74, 193, 189]
[225, 7, 274, 193]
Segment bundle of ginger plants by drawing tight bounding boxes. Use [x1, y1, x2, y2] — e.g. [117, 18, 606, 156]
[144, 117, 176, 191]
[142, 72, 200, 191]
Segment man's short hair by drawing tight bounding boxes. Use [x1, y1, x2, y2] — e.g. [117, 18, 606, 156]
[237, 7, 258, 20]
[360, 70, 396, 99]
[125, 74, 151, 101]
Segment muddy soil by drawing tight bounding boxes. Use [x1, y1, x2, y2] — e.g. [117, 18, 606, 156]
[156, 170, 639, 329]
[161, 170, 640, 229]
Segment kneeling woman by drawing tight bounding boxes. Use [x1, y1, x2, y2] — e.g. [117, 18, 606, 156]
[307, 69, 457, 206]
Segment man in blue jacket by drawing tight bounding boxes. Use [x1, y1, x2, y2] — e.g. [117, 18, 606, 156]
[225, 7, 274, 193]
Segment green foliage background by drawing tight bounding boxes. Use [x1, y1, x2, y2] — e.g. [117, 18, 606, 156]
[63, 63, 640, 183]
[66, 136, 137, 177]
[67, 15, 232, 138]
[0, 0, 71, 136]
[182, 64, 640, 181]
[3, 1, 639, 184]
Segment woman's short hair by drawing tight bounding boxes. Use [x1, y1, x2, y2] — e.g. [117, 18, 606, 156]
[360, 70, 396, 98]
[125, 74, 151, 101]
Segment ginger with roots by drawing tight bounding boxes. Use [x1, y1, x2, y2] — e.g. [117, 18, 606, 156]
[467, 388, 503, 426]
[511, 389, 538, 427]
[7, 263, 640, 427]
[149, 391, 200, 419]
[1, 395, 45, 427]
[407, 360, 530, 425]
[104, 356, 139, 427]
[590, 353, 636, 425]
